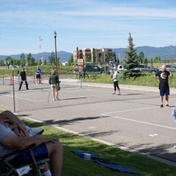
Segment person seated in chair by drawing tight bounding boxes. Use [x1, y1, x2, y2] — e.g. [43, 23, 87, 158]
[0, 110, 44, 137]
[0, 110, 63, 176]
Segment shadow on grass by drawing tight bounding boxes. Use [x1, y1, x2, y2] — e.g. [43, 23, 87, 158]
[20, 118, 176, 176]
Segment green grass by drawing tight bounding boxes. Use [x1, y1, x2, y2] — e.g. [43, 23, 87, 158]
[20, 117, 176, 176]
[83, 72, 176, 88]
[1, 65, 176, 88]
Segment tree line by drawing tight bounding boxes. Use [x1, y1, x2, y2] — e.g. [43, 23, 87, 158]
[0, 51, 61, 68]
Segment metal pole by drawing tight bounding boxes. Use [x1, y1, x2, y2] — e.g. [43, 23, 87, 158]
[54, 31, 58, 74]
[12, 68, 16, 112]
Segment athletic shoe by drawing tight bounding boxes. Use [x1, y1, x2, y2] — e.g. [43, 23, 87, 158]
[28, 128, 44, 137]
[166, 104, 169, 108]
[112, 92, 116, 95]
[160, 104, 163, 108]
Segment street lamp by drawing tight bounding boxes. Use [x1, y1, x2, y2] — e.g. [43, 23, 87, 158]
[54, 31, 58, 74]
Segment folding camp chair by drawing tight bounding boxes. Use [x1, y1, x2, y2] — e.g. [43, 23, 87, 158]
[0, 144, 49, 176]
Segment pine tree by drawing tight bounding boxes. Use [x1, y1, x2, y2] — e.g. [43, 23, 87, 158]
[123, 33, 140, 77]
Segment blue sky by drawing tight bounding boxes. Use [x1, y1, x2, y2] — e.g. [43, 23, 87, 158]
[0, 0, 176, 55]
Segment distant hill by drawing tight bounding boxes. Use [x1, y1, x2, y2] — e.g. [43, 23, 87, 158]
[0, 51, 72, 63]
[113, 45, 176, 59]
[1, 45, 176, 62]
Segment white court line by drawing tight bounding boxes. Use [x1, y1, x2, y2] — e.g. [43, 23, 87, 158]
[102, 106, 158, 115]
[3, 94, 37, 102]
[102, 113, 176, 131]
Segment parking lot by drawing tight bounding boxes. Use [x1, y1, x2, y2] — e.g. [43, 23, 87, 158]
[1, 77, 176, 166]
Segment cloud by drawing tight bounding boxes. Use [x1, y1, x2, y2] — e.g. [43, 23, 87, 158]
[1, 0, 176, 55]
[1, 0, 176, 29]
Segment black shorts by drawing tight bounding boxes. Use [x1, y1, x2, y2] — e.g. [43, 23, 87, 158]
[9, 144, 48, 168]
[36, 75, 41, 79]
[159, 86, 170, 96]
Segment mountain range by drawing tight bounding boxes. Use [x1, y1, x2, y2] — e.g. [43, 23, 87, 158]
[113, 45, 176, 60]
[0, 45, 176, 62]
[0, 51, 72, 63]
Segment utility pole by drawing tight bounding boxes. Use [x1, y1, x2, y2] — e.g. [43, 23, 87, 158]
[38, 36, 43, 65]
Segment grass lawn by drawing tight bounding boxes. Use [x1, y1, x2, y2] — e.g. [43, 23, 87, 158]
[20, 117, 176, 176]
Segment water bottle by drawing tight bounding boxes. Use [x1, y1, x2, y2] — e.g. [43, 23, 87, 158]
[80, 153, 92, 160]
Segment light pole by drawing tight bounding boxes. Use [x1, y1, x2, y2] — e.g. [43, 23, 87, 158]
[54, 31, 58, 74]
[12, 67, 16, 112]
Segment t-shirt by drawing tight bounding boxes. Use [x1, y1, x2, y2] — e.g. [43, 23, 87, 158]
[113, 71, 118, 82]
[155, 70, 170, 87]
[20, 71, 27, 80]
[0, 123, 17, 157]
[35, 68, 41, 75]
[49, 74, 59, 85]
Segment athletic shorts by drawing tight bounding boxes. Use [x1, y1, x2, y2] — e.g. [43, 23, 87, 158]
[159, 86, 170, 96]
[8, 144, 48, 168]
[36, 75, 41, 79]
[51, 84, 58, 89]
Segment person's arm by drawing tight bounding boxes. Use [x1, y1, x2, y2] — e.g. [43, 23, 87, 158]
[168, 69, 173, 77]
[1, 133, 58, 150]
[49, 76, 51, 85]
[154, 72, 160, 83]
[112, 72, 116, 80]
[0, 111, 28, 136]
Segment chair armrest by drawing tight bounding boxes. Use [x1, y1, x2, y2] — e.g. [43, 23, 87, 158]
[0, 143, 36, 160]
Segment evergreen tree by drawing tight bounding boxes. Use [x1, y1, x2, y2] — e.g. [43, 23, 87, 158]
[123, 33, 140, 77]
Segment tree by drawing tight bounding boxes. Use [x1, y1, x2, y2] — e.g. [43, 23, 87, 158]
[38, 59, 42, 66]
[154, 56, 161, 63]
[92, 48, 96, 63]
[123, 33, 140, 77]
[20, 53, 26, 67]
[27, 53, 32, 66]
[144, 58, 148, 65]
[68, 54, 73, 66]
[138, 51, 145, 64]
[105, 51, 112, 64]
[44, 59, 47, 65]
[48, 52, 55, 65]
[5, 57, 13, 68]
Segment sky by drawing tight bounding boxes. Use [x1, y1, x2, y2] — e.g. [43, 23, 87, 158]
[0, 0, 176, 55]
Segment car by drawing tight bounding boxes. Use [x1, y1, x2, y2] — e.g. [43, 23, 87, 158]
[165, 64, 176, 72]
[134, 64, 158, 73]
[83, 65, 103, 74]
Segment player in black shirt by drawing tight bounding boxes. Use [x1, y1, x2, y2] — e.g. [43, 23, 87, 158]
[19, 68, 29, 90]
[155, 65, 172, 108]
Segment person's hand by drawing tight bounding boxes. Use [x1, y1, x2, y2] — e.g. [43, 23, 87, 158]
[16, 122, 29, 137]
[44, 138, 58, 144]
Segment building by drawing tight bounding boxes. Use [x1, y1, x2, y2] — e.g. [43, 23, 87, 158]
[73, 48, 113, 64]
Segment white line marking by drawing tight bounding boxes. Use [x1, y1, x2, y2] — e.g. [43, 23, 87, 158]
[3, 94, 37, 102]
[88, 126, 95, 129]
[149, 134, 158, 137]
[102, 113, 176, 131]
[102, 106, 158, 115]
